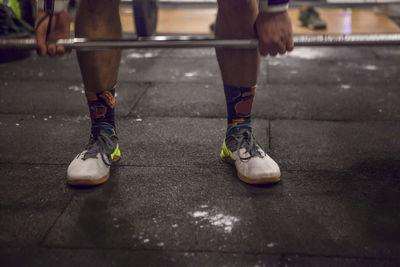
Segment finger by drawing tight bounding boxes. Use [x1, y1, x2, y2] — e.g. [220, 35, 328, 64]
[56, 45, 65, 56]
[268, 47, 279, 57]
[287, 38, 294, 52]
[47, 43, 57, 57]
[286, 34, 294, 52]
[260, 39, 275, 57]
[277, 41, 286, 55]
[259, 45, 268, 57]
[35, 13, 50, 56]
[36, 38, 47, 56]
[264, 41, 278, 57]
[35, 28, 48, 56]
[267, 36, 284, 56]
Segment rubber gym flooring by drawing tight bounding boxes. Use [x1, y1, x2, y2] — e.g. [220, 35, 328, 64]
[1, 6, 400, 267]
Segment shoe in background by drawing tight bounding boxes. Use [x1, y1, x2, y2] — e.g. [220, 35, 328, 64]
[298, 6, 327, 30]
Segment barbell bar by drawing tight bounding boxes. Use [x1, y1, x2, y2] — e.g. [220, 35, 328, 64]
[1, 34, 400, 50]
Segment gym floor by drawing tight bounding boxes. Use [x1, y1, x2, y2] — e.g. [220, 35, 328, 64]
[1, 4, 400, 266]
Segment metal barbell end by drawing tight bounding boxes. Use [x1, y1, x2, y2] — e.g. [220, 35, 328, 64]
[1, 34, 400, 50]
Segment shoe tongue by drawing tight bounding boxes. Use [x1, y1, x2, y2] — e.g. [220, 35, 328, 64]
[234, 126, 252, 138]
[83, 137, 100, 160]
[225, 126, 252, 151]
[91, 125, 114, 139]
[85, 128, 113, 160]
[227, 125, 252, 135]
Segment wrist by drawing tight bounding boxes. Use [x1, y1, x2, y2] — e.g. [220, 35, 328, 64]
[259, 0, 289, 13]
[37, 0, 69, 13]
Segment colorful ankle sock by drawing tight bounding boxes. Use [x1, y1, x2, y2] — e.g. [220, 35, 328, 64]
[86, 88, 116, 135]
[223, 84, 256, 134]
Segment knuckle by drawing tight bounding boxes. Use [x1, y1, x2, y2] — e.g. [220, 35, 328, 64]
[258, 47, 267, 56]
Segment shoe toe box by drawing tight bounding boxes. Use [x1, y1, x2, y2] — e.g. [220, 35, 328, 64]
[234, 149, 281, 181]
[246, 156, 280, 179]
[67, 153, 110, 181]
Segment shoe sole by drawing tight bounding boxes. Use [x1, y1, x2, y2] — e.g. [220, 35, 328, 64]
[307, 24, 326, 30]
[67, 155, 121, 186]
[221, 156, 280, 184]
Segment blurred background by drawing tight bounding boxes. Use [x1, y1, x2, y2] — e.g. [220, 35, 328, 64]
[116, 0, 400, 36]
[1, 0, 400, 36]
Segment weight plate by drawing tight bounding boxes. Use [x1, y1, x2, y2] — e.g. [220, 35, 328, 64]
[133, 0, 158, 37]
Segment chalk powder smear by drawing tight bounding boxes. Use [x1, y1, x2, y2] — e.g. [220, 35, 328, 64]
[189, 210, 240, 233]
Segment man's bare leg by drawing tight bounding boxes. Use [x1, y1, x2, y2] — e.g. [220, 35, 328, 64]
[216, 0, 281, 184]
[215, 0, 259, 87]
[215, 0, 259, 130]
[67, 0, 122, 186]
[75, 0, 121, 93]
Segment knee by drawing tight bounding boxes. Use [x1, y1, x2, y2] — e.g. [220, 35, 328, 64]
[217, 0, 256, 15]
[216, 0, 257, 38]
[79, 0, 119, 13]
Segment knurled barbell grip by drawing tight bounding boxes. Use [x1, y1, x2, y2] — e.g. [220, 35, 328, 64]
[1, 34, 400, 49]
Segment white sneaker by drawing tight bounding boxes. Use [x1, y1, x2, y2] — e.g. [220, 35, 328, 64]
[67, 128, 121, 185]
[220, 127, 280, 184]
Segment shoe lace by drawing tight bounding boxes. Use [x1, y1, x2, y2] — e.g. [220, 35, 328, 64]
[81, 130, 116, 166]
[228, 128, 263, 161]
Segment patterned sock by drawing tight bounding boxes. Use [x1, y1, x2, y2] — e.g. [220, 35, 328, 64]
[86, 88, 116, 136]
[223, 84, 256, 135]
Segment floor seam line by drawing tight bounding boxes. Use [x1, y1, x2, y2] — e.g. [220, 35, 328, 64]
[1, 113, 400, 123]
[127, 82, 153, 116]
[38, 193, 75, 247]
[268, 120, 272, 151]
